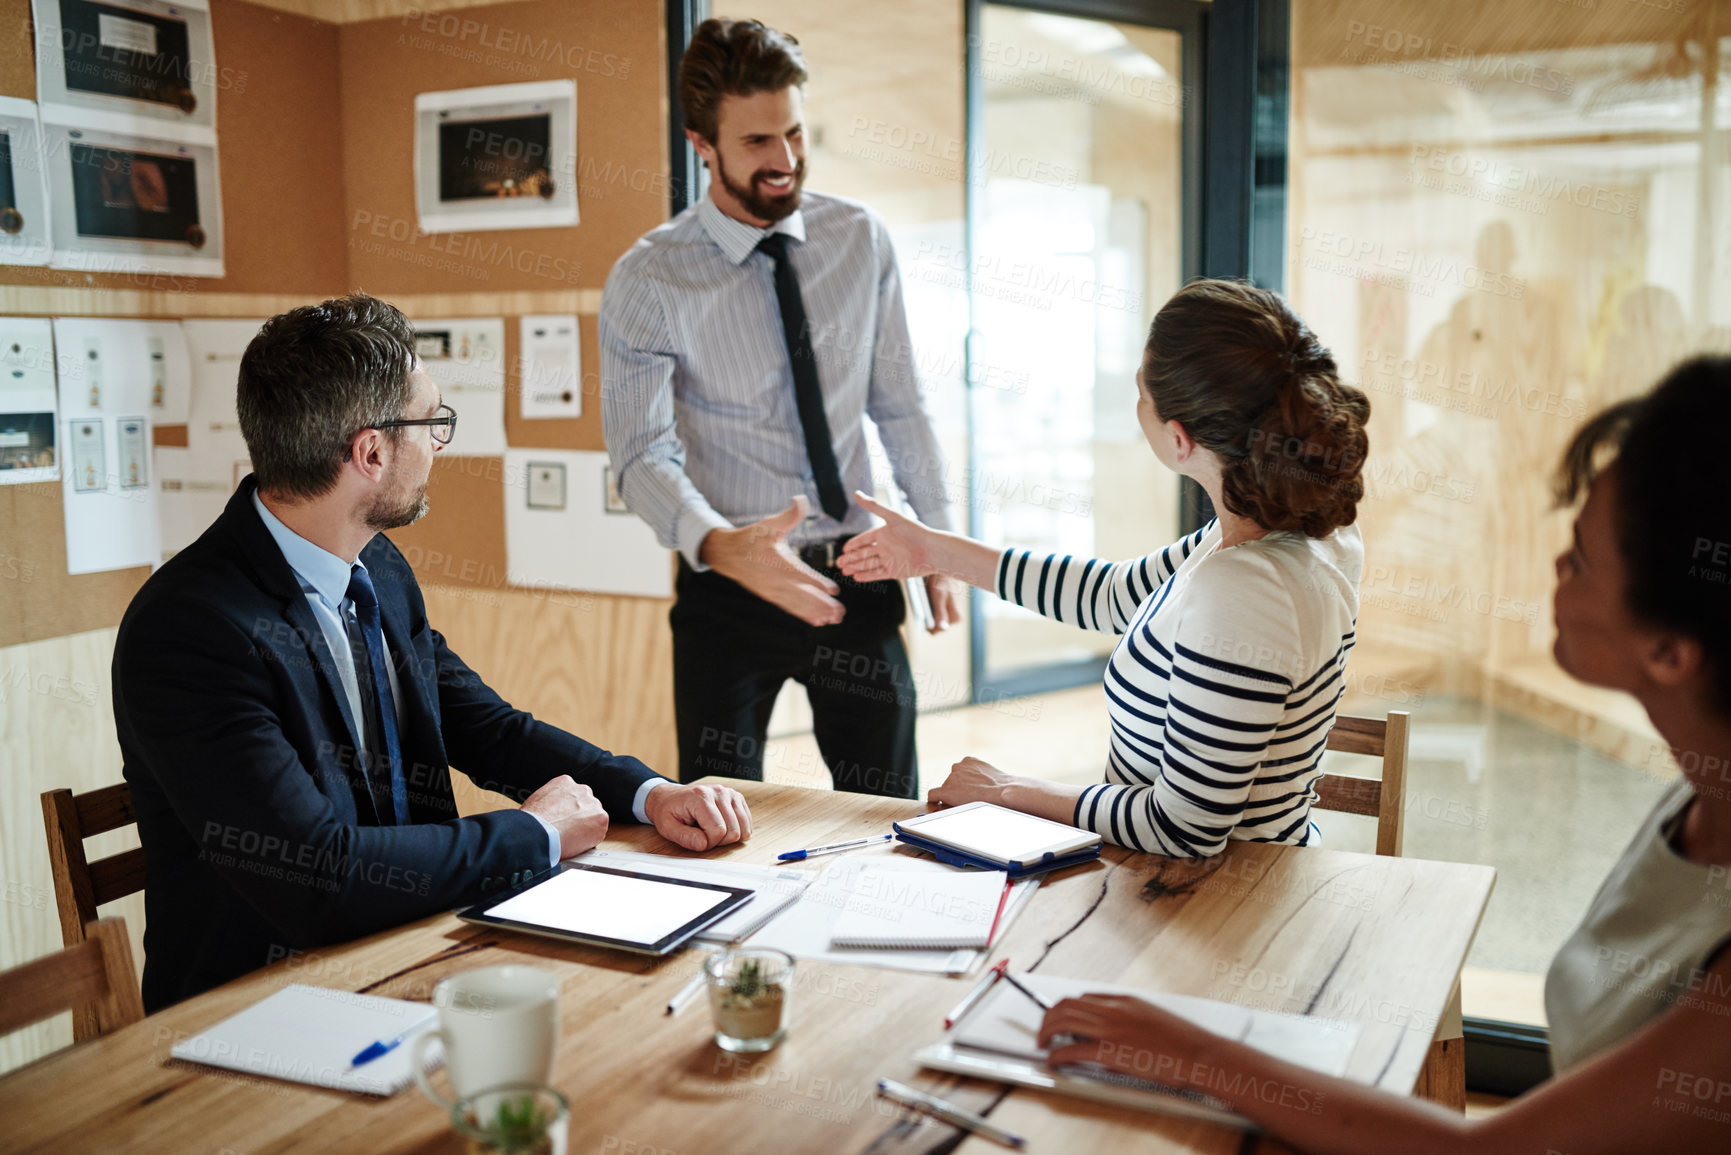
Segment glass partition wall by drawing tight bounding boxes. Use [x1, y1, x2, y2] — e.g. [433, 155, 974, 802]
[1289, 0, 1729, 1026]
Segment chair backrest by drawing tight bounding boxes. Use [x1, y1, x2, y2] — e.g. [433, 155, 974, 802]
[0, 917, 144, 1042]
[1312, 711, 1411, 857]
[41, 783, 147, 1040]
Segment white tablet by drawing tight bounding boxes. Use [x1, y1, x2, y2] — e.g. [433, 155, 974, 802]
[459, 863, 753, 955]
[897, 802, 1101, 869]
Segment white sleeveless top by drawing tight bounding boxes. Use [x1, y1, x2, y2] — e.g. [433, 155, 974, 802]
[1543, 777, 1731, 1071]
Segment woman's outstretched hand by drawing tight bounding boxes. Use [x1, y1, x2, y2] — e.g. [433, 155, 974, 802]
[838, 491, 939, 581]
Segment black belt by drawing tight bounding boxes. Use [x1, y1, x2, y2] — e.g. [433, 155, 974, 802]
[795, 536, 854, 570]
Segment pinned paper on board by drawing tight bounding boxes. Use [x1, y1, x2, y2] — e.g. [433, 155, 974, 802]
[0, 97, 52, 267]
[0, 317, 59, 483]
[525, 460, 566, 510]
[519, 314, 581, 420]
[503, 448, 671, 598]
[53, 317, 164, 573]
[181, 318, 261, 470]
[31, 0, 220, 144]
[414, 81, 578, 233]
[39, 121, 225, 277]
[414, 318, 506, 456]
[70, 417, 102, 492]
[155, 445, 232, 563]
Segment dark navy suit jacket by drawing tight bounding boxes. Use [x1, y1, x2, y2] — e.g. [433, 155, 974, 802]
[114, 477, 661, 1011]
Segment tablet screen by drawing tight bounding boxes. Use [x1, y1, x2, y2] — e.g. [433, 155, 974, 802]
[483, 865, 741, 948]
[913, 806, 1090, 860]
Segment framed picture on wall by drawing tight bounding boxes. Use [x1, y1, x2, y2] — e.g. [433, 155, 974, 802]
[0, 98, 52, 267]
[414, 80, 578, 233]
[41, 121, 223, 276]
[31, 0, 220, 143]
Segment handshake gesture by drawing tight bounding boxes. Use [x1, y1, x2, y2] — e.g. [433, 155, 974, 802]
[698, 493, 961, 632]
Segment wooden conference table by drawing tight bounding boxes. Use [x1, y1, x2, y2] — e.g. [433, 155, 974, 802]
[0, 780, 1495, 1154]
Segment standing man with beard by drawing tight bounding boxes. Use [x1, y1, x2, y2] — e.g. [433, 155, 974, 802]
[601, 18, 959, 798]
[113, 293, 752, 1011]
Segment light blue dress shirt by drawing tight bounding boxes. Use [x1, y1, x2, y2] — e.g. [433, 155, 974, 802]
[600, 190, 954, 570]
[250, 493, 660, 865]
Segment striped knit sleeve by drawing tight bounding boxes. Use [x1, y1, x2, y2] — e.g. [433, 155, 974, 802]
[993, 524, 1212, 636]
[1074, 551, 1305, 858]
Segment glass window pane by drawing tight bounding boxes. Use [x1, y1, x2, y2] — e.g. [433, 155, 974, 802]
[1288, 2, 1728, 1025]
[976, 6, 1184, 683]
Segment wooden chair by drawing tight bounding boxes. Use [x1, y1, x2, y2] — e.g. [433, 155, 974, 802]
[1312, 710, 1465, 1110]
[0, 917, 144, 1043]
[40, 784, 148, 1041]
[1313, 711, 1410, 857]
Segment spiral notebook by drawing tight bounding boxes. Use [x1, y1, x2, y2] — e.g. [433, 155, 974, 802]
[828, 865, 1009, 950]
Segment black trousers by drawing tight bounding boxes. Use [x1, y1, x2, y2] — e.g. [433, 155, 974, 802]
[671, 557, 918, 798]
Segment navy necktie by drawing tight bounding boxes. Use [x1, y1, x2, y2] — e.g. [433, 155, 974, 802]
[757, 232, 849, 523]
[346, 564, 409, 825]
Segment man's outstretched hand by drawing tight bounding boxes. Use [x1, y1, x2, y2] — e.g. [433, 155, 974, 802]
[699, 496, 845, 627]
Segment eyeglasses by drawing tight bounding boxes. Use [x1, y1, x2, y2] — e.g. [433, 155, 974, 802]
[371, 403, 458, 445]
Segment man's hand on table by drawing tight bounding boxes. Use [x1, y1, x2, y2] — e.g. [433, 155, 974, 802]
[644, 782, 753, 851]
[522, 774, 610, 859]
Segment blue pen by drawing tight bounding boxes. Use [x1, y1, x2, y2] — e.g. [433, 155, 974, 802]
[348, 1011, 438, 1068]
[777, 833, 892, 862]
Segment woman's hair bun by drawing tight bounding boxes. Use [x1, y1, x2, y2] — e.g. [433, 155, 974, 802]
[1143, 279, 1369, 537]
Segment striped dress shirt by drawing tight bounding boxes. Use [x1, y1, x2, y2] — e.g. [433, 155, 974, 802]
[600, 191, 953, 570]
[997, 521, 1364, 857]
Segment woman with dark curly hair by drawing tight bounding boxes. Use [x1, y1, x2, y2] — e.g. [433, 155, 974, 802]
[838, 279, 1370, 857]
[1028, 356, 1731, 1153]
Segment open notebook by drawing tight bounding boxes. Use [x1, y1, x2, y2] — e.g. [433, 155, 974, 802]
[169, 984, 439, 1096]
[952, 972, 1361, 1076]
[921, 971, 1362, 1127]
[828, 864, 1009, 950]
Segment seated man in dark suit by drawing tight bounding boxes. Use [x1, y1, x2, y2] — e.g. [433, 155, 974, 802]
[114, 293, 753, 1011]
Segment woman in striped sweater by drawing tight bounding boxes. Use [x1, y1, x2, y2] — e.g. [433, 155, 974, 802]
[838, 279, 1369, 858]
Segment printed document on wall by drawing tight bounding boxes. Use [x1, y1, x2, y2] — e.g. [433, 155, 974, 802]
[53, 317, 163, 573]
[0, 317, 60, 484]
[503, 448, 671, 597]
[181, 319, 263, 482]
[414, 318, 506, 456]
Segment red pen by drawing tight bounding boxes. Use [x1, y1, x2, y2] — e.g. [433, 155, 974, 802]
[985, 875, 1014, 945]
[945, 958, 1009, 1029]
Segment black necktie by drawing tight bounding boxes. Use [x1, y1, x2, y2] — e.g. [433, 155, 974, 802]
[345, 565, 409, 825]
[757, 232, 849, 523]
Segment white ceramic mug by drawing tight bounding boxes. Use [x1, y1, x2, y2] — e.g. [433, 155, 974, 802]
[412, 964, 561, 1107]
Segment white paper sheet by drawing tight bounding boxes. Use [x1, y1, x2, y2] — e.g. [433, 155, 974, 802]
[744, 848, 1040, 976]
[180, 318, 261, 471]
[53, 318, 164, 572]
[32, 0, 220, 146]
[0, 317, 60, 483]
[950, 971, 1360, 1078]
[502, 448, 672, 597]
[169, 983, 439, 1096]
[518, 314, 582, 420]
[413, 318, 506, 456]
[154, 445, 232, 562]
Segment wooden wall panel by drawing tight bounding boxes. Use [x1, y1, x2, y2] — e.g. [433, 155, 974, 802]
[0, 628, 147, 1078]
[420, 583, 678, 814]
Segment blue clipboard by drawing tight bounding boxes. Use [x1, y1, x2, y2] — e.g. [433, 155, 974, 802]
[892, 822, 1102, 879]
